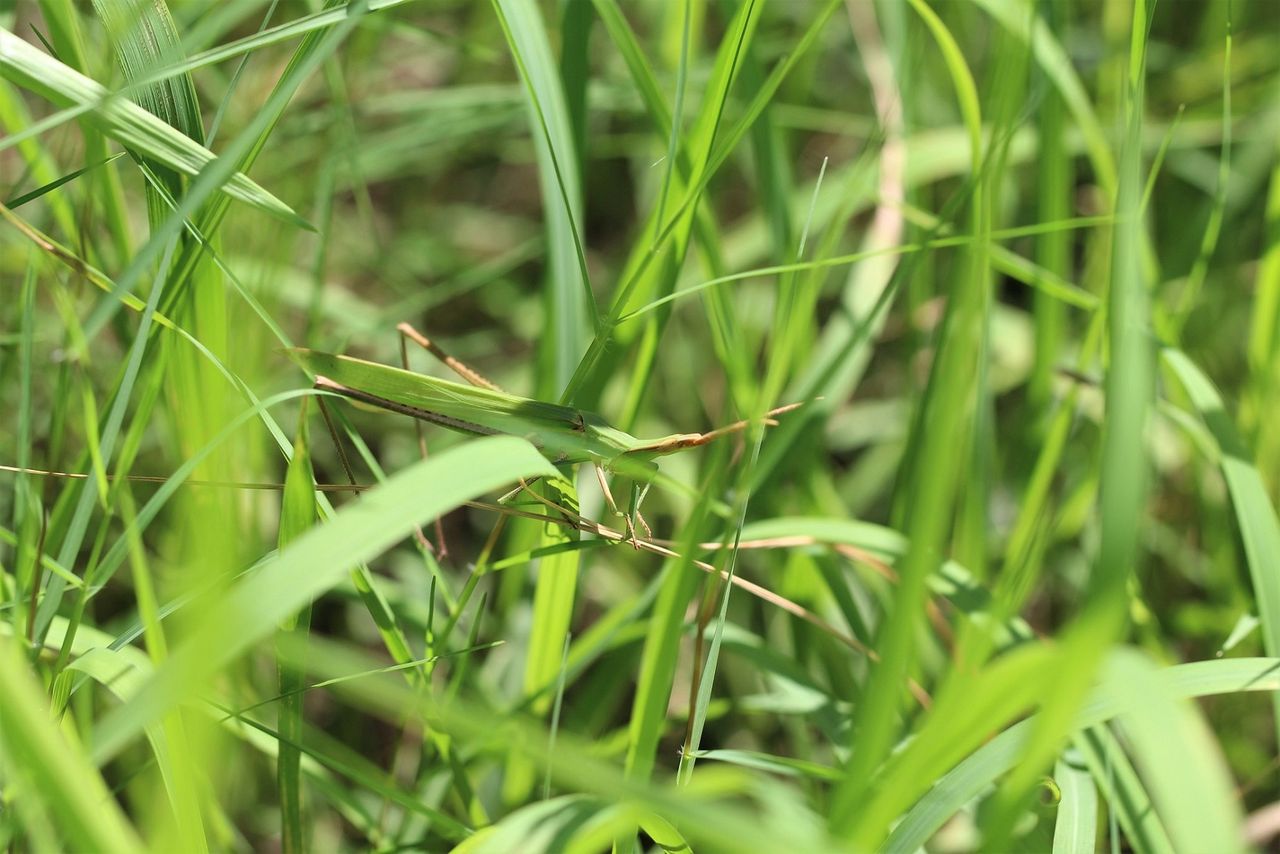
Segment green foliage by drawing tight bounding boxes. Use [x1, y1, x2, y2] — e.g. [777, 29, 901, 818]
[1, 1, 1277, 851]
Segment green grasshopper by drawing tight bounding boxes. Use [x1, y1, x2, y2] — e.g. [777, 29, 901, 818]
[292, 323, 802, 542]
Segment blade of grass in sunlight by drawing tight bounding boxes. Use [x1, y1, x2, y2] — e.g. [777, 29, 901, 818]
[887, 656, 1280, 852]
[1163, 347, 1280, 744]
[0, 640, 144, 854]
[1101, 648, 1245, 853]
[834, 1, 986, 842]
[977, 4, 1155, 847]
[1052, 751, 1098, 854]
[0, 29, 298, 223]
[276, 409, 316, 854]
[89, 436, 554, 764]
[490, 0, 593, 391]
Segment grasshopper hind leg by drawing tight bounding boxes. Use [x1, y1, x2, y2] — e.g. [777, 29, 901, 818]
[397, 322, 503, 391]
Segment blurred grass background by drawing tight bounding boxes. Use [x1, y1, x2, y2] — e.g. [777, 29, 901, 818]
[2, 0, 1280, 851]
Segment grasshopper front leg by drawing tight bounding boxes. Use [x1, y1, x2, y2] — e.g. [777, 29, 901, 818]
[628, 480, 653, 542]
[593, 464, 653, 548]
[593, 463, 635, 547]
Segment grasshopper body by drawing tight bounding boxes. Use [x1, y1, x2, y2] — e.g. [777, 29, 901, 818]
[293, 349, 770, 473]
[293, 338, 802, 540]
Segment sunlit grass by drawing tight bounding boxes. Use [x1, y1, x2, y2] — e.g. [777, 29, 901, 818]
[1, 1, 1277, 851]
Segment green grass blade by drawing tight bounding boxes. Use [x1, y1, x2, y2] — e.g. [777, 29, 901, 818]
[0, 29, 297, 223]
[833, 0, 986, 839]
[11, 259, 40, 640]
[0, 640, 144, 854]
[1074, 725, 1175, 854]
[523, 479, 582, 717]
[1100, 649, 1244, 853]
[1163, 347, 1280, 744]
[969, 0, 1117, 195]
[277, 409, 316, 854]
[88, 436, 554, 765]
[1052, 752, 1098, 854]
[978, 4, 1154, 844]
[1247, 136, 1280, 384]
[1027, 0, 1074, 419]
[505, 477, 582, 803]
[558, 0, 591, 182]
[887, 656, 1279, 852]
[3, 152, 127, 209]
[490, 0, 594, 392]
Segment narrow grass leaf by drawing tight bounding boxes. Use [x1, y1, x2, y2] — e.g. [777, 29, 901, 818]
[1101, 649, 1245, 853]
[490, 0, 593, 391]
[1075, 725, 1175, 854]
[0, 640, 144, 854]
[89, 436, 555, 764]
[0, 29, 298, 223]
[1164, 347, 1280, 742]
[524, 480, 581, 717]
[886, 656, 1278, 852]
[969, 0, 1117, 194]
[3, 152, 127, 209]
[699, 749, 841, 782]
[1052, 752, 1097, 854]
[277, 410, 316, 854]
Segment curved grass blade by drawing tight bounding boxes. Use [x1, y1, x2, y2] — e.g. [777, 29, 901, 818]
[886, 655, 1277, 852]
[1163, 347, 1280, 744]
[0, 28, 299, 224]
[1102, 649, 1244, 853]
[89, 436, 555, 765]
[1051, 751, 1097, 854]
[276, 410, 316, 854]
[833, 1, 987, 839]
[0, 640, 144, 854]
[3, 152, 127, 209]
[490, 0, 594, 391]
